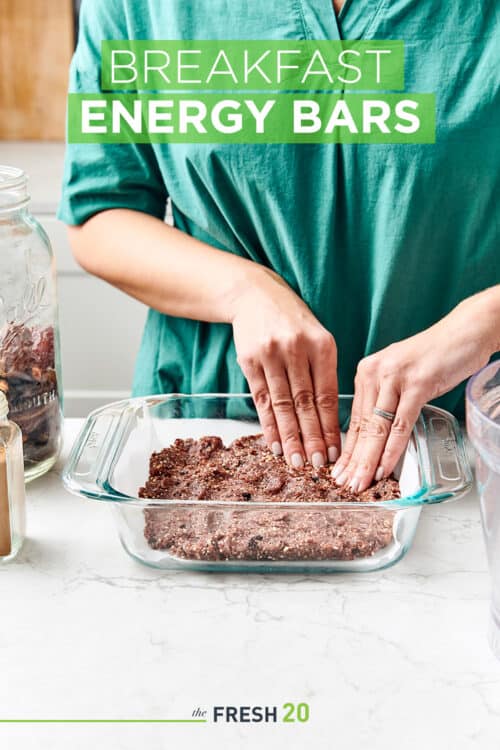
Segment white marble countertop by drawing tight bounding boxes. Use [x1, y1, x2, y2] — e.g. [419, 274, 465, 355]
[0, 419, 499, 750]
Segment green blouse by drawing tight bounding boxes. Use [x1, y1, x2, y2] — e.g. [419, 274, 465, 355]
[59, 0, 500, 417]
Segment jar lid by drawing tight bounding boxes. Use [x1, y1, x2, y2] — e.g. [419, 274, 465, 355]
[0, 393, 9, 419]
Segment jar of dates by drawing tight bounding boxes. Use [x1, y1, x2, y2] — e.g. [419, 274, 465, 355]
[0, 166, 63, 482]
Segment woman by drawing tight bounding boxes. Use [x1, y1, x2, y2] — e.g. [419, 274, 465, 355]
[60, 0, 500, 492]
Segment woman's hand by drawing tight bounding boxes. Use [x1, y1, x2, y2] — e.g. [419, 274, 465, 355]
[231, 267, 340, 468]
[333, 287, 500, 492]
[69, 209, 339, 468]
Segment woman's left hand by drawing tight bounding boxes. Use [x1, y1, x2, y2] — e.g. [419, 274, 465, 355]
[333, 286, 500, 492]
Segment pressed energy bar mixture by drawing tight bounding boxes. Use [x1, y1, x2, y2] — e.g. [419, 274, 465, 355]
[139, 434, 400, 562]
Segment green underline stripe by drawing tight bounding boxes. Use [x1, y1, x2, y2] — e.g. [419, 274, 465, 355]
[0, 720, 207, 724]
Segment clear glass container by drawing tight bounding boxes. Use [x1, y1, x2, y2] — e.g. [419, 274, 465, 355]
[0, 392, 26, 562]
[0, 166, 63, 482]
[466, 361, 500, 659]
[63, 394, 472, 573]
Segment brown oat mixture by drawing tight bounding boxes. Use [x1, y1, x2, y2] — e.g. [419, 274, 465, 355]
[139, 434, 400, 562]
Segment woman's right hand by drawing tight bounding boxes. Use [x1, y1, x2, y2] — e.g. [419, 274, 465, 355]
[68, 209, 339, 467]
[231, 267, 340, 468]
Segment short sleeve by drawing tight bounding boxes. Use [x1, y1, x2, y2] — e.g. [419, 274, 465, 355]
[57, 0, 168, 226]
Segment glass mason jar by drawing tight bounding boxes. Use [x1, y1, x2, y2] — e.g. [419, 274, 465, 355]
[0, 166, 63, 482]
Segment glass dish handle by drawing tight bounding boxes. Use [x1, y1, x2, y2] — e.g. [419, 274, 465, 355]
[62, 407, 122, 499]
[417, 404, 473, 503]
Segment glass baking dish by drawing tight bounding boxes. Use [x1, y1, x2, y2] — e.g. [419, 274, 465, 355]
[62, 394, 472, 573]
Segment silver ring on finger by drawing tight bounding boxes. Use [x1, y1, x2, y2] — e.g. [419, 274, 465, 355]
[373, 407, 396, 422]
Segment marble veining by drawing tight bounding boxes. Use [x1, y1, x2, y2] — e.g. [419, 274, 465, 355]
[0, 420, 499, 750]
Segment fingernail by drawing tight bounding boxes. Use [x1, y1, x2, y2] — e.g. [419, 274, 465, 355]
[328, 446, 339, 463]
[349, 478, 360, 493]
[375, 465, 385, 481]
[271, 441, 283, 456]
[291, 453, 304, 468]
[335, 471, 349, 486]
[312, 451, 325, 468]
[331, 463, 345, 480]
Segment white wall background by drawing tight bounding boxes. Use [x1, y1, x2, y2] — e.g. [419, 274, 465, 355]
[0, 142, 167, 417]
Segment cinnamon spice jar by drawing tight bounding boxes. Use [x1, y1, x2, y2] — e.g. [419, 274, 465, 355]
[0, 392, 25, 562]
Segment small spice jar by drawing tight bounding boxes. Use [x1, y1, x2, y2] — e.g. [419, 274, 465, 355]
[0, 392, 26, 562]
[0, 166, 63, 481]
